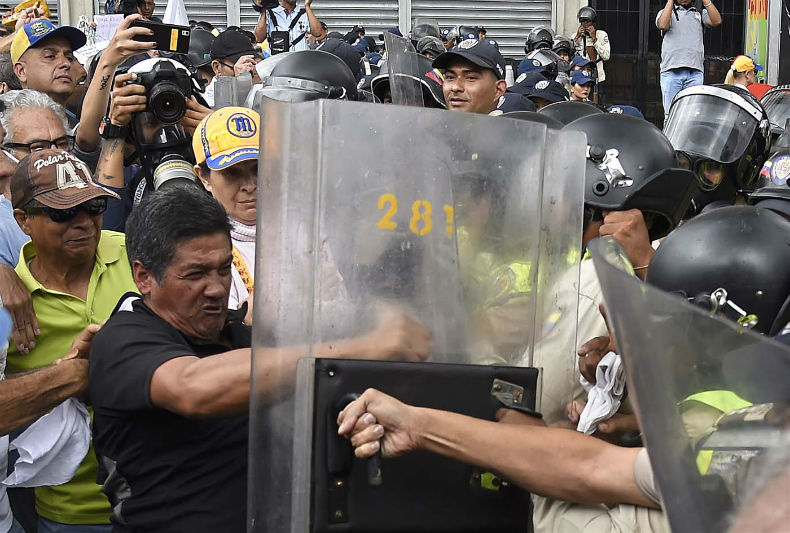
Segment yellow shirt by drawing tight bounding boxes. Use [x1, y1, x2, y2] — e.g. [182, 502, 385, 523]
[6, 230, 138, 524]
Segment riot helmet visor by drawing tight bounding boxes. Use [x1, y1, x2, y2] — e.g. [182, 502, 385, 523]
[761, 87, 790, 133]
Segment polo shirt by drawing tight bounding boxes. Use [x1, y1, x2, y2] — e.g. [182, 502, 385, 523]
[6, 230, 137, 525]
[266, 5, 310, 52]
[656, 6, 711, 73]
[90, 296, 250, 532]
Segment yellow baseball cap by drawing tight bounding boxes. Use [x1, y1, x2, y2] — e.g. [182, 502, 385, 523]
[193, 107, 260, 171]
[11, 19, 87, 64]
[731, 55, 763, 73]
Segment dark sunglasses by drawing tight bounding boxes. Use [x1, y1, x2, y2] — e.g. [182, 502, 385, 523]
[24, 197, 108, 223]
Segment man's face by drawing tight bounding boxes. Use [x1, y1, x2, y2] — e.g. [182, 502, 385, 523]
[676, 0, 693, 7]
[141, 233, 233, 340]
[5, 107, 68, 162]
[442, 38, 453, 51]
[198, 159, 258, 226]
[571, 82, 592, 100]
[14, 201, 103, 266]
[557, 50, 570, 62]
[15, 36, 76, 103]
[138, 0, 155, 18]
[442, 58, 504, 114]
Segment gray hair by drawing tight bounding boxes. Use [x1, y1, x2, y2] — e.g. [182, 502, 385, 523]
[0, 89, 69, 144]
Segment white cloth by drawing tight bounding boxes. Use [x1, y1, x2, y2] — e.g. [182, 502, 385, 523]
[163, 0, 189, 26]
[203, 77, 216, 108]
[229, 219, 256, 311]
[577, 351, 626, 435]
[2, 399, 90, 488]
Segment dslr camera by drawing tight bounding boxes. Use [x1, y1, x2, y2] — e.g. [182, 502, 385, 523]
[131, 59, 195, 124]
[252, 0, 280, 13]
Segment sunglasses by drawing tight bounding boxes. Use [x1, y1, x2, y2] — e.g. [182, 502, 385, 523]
[24, 197, 109, 223]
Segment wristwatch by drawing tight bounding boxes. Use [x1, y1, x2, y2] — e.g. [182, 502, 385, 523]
[99, 117, 129, 140]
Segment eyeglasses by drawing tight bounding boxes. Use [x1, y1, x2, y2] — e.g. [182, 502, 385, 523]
[3, 135, 75, 155]
[24, 197, 108, 223]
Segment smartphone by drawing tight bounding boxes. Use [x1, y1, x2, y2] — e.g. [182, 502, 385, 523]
[131, 20, 191, 54]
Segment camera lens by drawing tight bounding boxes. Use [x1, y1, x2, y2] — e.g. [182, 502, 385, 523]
[149, 81, 187, 124]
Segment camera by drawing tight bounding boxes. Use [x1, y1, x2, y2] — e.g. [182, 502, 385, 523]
[129, 58, 194, 124]
[252, 0, 279, 13]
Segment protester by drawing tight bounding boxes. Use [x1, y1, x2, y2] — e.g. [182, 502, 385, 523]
[724, 55, 762, 92]
[656, 0, 722, 115]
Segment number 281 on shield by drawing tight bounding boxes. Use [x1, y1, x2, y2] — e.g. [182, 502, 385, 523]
[376, 193, 454, 238]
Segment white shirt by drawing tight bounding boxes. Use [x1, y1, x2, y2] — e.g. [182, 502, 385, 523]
[265, 5, 311, 52]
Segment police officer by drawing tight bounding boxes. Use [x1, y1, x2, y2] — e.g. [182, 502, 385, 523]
[432, 38, 506, 115]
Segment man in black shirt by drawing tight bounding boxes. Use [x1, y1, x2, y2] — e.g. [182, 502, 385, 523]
[89, 186, 430, 532]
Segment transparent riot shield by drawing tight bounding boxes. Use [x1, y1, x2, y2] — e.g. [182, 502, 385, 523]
[590, 237, 790, 533]
[383, 32, 425, 107]
[250, 97, 583, 532]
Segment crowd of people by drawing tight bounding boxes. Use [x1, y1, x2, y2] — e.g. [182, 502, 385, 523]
[0, 0, 786, 531]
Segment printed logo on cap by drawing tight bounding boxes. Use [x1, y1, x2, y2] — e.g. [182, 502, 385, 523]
[535, 80, 549, 90]
[771, 156, 790, 185]
[532, 59, 541, 67]
[227, 113, 257, 138]
[26, 20, 52, 39]
[458, 39, 479, 50]
[610, 106, 623, 114]
[516, 73, 526, 83]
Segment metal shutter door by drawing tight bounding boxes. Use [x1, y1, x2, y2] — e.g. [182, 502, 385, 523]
[308, 0, 399, 43]
[411, 0, 551, 58]
[153, 0, 228, 29]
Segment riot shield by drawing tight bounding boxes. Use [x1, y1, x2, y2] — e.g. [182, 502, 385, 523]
[250, 97, 584, 532]
[383, 32, 425, 107]
[590, 237, 790, 533]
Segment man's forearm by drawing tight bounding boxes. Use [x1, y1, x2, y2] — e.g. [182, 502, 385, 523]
[0, 360, 88, 436]
[411, 407, 657, 508]
[95, 138, 126, 189]
[656, 0, 673, 30]
[75, 58, 118, 153]
[254, 14, 268, 43]
[705, 1, 722, 26]
[306, 6, 321, 37]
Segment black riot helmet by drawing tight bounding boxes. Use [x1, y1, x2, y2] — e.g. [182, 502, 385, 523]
[262, 50, 359, 101]
[410, 22, 441, 47]
[370, 53, 445, 108]
[646, 205, 790, 336]
[577, 6, 597, 23]
[525, 26, 554, 54]
[186, 29, 214, 70]
[564, 113, 697, 240]
[761, 85, 790, 144]
[552, 36, 575, 60]
[664, 84, 770, 213]
[746, 127, 790, 218]
[539, 100, 602, 125]
[502, 111, 564, 130]
[416, 36, 445, 59]
[525, 48, 566, 81]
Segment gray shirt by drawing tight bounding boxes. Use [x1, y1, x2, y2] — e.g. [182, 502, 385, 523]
[656, 5, 711, 73]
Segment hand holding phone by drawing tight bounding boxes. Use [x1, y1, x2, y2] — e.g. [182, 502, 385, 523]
[131, 19, 191, 53]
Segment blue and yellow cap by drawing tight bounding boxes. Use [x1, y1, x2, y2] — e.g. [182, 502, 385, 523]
[11, 19, 87, 64]
[193, 107, 260, 171]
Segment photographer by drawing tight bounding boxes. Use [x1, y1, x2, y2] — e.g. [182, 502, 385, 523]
[94, 58, 211, 230]
[656, 0, 721, 116]
[252, 0, 322, 53]
[573, 7, 609, 105]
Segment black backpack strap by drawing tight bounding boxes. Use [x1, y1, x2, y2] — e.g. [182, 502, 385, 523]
[291, 30, 308, 47]
[267, 7, 279, 30]
[287, 7, 306, 31]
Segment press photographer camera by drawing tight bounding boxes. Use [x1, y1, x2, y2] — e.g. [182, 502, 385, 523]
[97, 57, 208, 218]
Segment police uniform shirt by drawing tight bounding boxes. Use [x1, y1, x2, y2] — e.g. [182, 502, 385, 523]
[89, 295, 250, 532]
[655, 5, 711, 73]
[266, 5, 311, 52]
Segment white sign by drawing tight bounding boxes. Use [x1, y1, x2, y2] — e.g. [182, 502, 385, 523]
[93, 14, 123, 42]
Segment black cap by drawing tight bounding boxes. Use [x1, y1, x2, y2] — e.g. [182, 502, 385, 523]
[524, 79, 569, 104]
[317, 37, 362, 78]
[432, 38, 506, 79]
[210, 29, 258, 63]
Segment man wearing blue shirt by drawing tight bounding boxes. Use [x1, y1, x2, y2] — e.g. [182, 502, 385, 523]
[253, 0, 322, 52]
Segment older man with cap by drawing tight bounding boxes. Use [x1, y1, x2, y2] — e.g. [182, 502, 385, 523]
[206, 29, 263, 107]
[7, 149, 137, 533]
[432, 38, 507, 115]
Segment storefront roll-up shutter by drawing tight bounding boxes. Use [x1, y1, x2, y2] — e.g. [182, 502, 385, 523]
[308, 0, 399, 46]
[411, 0, 551, 59]
[153, 0, 227, 29]
[48, 0, 59, 24]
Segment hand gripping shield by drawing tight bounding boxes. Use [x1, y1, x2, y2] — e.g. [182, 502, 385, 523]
[249, 97, 584, 532]
[590, 237, 790, 533]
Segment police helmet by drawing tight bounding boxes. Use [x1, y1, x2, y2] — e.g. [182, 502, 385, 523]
[525, 26, 554, 54]
[577, 6, 597, 23]
[416, 36, 445, 59]
[564, 113, 697, 240]
[410, 22, 441, 46]
[647, 205, 790, 335]
[503, 111, 564, 130]
[525, 48, 566, 81]
[538, 100, 602, 125]
[369, 55, 445, 109]
[552, 36, 575, 59]
[760, 85, 790, 143]
[264, 50, 359, 101]
[665, 84, 770, 212]
[747, 129, 790, 217]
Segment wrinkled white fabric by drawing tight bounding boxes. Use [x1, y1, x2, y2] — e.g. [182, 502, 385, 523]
[3, 399, 90, 488]
[577, 351, 625, 435]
